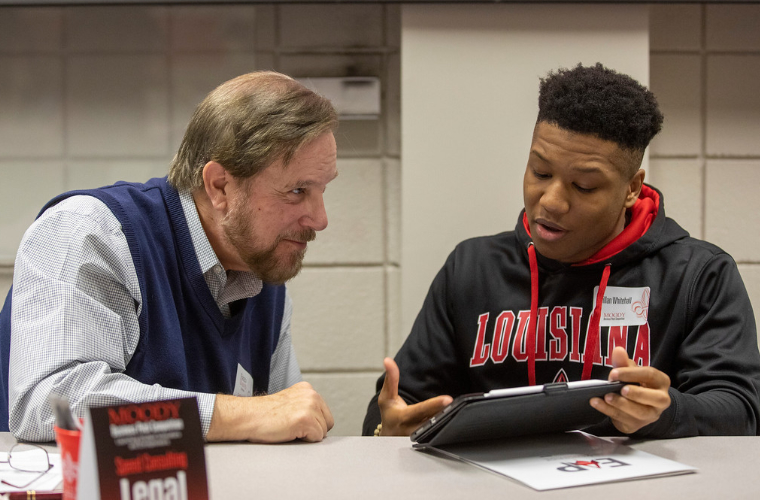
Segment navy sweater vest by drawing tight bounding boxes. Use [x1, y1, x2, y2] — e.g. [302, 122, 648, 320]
[0, 177, 285, 431]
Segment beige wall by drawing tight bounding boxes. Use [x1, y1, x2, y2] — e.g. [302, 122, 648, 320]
[400, 4, 650, 343]
[646, 4, 760, 335]
[1, 3, 759, 437]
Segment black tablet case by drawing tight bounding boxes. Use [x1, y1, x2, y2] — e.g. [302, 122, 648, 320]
[411, 381, 624, 448]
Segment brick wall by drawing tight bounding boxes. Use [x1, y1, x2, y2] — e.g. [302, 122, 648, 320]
[647, 4, 760, 332]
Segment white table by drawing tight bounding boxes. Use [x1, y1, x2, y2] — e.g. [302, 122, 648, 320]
[3, 433, 759, 499]
[203, 435, 760, 499]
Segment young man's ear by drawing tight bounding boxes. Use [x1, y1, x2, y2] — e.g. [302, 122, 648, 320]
[625, 169, 646, 208]
[202, 161, 230, 212]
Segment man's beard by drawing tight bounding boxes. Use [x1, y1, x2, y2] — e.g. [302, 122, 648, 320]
[222, 195, 316, 285]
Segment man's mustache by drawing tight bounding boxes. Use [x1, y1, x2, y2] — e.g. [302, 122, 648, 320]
[281, 228, 317, 244]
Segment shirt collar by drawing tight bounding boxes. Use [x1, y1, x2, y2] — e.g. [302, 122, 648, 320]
[179, 190, 219, 275]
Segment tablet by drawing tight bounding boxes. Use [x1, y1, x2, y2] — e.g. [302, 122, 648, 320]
[411, 380, 625, 448]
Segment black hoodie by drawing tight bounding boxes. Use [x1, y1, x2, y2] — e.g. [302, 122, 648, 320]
[363, 185, 760, 437]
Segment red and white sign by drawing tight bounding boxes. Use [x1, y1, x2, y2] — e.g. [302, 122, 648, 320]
[77, 397, 209, 500]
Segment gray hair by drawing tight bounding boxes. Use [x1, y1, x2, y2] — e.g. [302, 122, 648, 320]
[168, 71, 338, 191]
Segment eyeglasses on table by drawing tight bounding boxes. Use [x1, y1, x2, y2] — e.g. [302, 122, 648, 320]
[0, 443, 55, 489]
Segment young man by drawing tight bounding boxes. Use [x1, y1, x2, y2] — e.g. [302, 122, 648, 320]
[1, 71, 337, 443]
[363, 63, 760, 438]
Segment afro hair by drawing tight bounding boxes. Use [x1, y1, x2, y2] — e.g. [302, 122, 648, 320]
[537, 63, 663, 153]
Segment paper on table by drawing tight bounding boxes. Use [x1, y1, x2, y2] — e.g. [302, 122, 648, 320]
[0, 450, 63, 493]
[423, 431, 696, 491]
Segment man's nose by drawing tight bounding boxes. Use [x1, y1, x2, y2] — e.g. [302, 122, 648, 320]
[303, 194, 328, 231]
[540, 181, 570, 214]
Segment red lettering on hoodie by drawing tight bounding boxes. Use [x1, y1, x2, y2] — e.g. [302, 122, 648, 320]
[633, 322, 651, 366]
[549, 306, 568, 361]
[512, 310, 532, 362]
[491, 311, 515, 364]
[470, 313, 491, 367]
[569, 307, 583, 362]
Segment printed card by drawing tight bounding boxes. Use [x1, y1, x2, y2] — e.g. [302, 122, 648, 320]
[426, 431, 696, 490]
[77, 397, 209, 500]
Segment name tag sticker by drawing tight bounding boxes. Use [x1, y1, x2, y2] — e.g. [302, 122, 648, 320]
[233, 363, 254, 397]
[593, 286, 650, 326]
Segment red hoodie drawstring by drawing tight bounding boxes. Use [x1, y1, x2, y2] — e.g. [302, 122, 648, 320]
[582, 263, 611, 380]
[527, 244, 539, 386]
[526, 242, 612, 383]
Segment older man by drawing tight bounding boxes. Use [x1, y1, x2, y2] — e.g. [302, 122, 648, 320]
[1, 71, 337, 443]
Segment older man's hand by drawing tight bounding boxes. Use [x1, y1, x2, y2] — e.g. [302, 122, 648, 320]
[207, 381, 334, 443]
